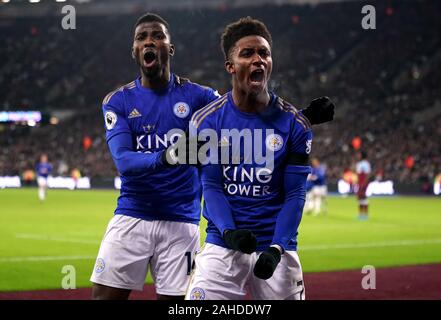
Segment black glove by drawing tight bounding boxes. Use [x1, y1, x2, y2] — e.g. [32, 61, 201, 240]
[253, 246, 282, 280]
[161, 130, 201, 166]
[161, 143, 179, 166]
[223, 229, 257, 254]
[301, 96, 335, 125]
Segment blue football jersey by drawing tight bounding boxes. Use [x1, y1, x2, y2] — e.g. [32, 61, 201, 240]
[102, 74, 219, 224]
[305, 179, 314, 192]
[36, 163, 53, 178]
[311, 166, 326, 186]
[192, 92, 313, 251]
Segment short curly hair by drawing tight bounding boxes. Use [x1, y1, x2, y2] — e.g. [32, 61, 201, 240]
[221, 17, 272, 60]
[134, 13, 170, 34]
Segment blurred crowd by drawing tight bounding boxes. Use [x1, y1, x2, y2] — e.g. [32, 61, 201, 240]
[1, 0, 440, 186]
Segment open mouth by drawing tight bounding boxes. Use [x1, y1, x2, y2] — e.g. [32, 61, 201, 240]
[143, 51, 157, 67]
[249, 69, 265, 83]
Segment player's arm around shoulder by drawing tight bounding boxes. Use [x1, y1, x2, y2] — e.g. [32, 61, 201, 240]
[188, 93, 228, 160]
[189, 80, 222, 112]
[190, 92, 227, 131]
[100, 87, 164, 175]
[188, 98, 223, 168]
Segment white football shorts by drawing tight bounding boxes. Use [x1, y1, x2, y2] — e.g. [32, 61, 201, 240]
[90, 214, 200, 295]
[37, 176, 47, 188]
[185, 243, 305, 300]
[312, 185, 327, 197]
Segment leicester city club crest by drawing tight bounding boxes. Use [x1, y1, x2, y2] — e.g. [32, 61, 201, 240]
[173, 102, 190, 118]
[190, 287, 206, 300]
[94, 258, 105, 273]
[266, 133, 284, 152]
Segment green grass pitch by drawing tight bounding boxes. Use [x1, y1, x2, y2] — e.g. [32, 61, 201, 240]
[0, 188, 440, 291]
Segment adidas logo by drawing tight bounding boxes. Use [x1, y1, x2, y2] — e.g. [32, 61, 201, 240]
[128, 108, 142, 119]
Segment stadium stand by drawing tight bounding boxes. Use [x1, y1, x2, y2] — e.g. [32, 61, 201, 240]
[1, 0, 440, 189]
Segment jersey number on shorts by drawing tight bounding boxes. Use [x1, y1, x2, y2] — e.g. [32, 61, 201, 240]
[184, 251, 195, 275]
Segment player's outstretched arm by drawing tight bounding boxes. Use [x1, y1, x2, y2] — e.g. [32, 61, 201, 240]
[300, 96, 335, 125]
[253, 165, 309, 280]
[103, 94, 168, 175]
[108, 132, 165, 176]
[201, 164, 236, 233]
[201, 164, 257, 254]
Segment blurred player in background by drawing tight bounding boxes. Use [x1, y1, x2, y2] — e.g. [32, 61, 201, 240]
[342, 167, 357, 195]
[71, 168, 81, 189]
[90, 13, 333, 300]
[35, 154, 52, 201]
[355, 151, 372, 220]
[186, 17, 334, 300]
[304, 177, 314, 214]
[306, 158, 327, 215]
